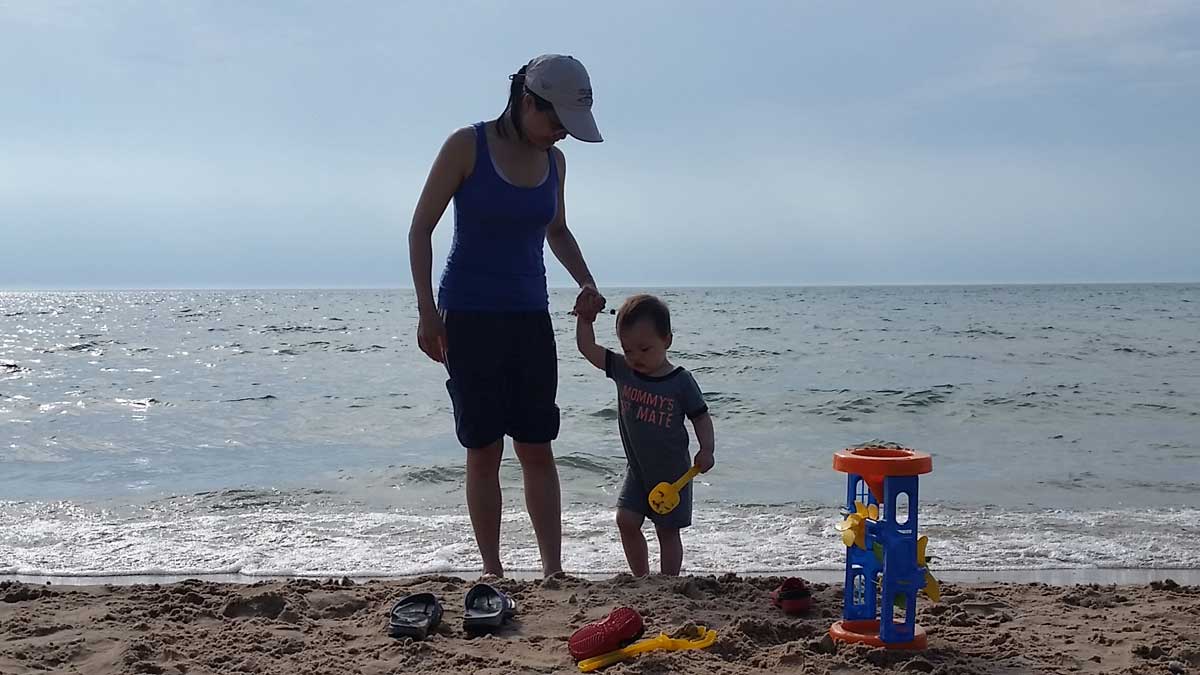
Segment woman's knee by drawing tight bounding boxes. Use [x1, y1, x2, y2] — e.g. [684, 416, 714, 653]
[513, 441, 555, 469]
[466, 440, 504, 476]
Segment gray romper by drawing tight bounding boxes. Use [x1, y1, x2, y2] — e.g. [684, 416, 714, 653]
[606, 350, 709, 529]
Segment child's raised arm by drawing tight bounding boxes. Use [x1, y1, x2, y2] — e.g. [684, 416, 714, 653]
[575, 313, 607, 371]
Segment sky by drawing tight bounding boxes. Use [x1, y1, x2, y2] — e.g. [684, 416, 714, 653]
[1, 1, 1198, 289]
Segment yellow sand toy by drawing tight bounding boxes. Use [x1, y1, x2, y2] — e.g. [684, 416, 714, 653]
[576, 625, 718, 672]
[829, 446, 937, 650]
[648, 466, 702, 515]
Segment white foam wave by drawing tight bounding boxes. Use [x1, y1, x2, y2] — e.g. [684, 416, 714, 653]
[1, 500, 1197, 578]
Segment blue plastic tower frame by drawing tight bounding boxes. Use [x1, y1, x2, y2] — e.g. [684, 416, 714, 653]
[841, 472, 924, 644]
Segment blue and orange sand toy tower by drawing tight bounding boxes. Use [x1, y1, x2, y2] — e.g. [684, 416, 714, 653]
[830, 446, 939, 650]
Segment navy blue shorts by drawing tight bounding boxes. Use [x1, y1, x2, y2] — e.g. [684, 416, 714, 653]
[443, 311, 559, 449]
[617, 469, 693, 529]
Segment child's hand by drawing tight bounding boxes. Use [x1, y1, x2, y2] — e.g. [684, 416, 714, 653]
[693, 448, 715, 473]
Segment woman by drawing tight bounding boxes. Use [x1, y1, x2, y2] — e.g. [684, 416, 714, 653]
[408, 54, 606, 578]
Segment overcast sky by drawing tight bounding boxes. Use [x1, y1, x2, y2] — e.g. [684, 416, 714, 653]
[2, 1, 1197, 289]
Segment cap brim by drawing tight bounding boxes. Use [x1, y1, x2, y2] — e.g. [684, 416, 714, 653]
[556, 106, 602, 143]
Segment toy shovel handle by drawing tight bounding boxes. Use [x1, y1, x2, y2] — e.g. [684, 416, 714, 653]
[672, 465, 703, 492]
[577, 650, 628, 672]
[577, 634, 670, 672]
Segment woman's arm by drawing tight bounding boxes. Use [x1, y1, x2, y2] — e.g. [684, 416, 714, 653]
[409, 127, 472, 312]
[408, 127, 473, 362]
[545, 148, 598, 290]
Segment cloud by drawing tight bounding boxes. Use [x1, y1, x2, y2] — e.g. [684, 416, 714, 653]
[890, 1, 1200, 107]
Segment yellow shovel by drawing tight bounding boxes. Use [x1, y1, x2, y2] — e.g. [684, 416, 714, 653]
[577, 626, 718, 672]
[648, 466, 703, 515]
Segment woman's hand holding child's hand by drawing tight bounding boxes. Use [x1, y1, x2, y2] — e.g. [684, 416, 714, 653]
[574, 285, 606, 322]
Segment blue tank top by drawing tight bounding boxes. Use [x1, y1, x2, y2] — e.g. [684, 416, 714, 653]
[438, 122, 558, 312]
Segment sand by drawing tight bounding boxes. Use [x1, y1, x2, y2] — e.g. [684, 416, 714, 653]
[1, 574, 1197, 674]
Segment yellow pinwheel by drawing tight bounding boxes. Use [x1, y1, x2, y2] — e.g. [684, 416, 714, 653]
[916, 535, 941, 602]
[835, 501, 877, 550]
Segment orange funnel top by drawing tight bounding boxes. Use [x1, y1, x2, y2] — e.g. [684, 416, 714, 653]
[833, 447, 932, 502]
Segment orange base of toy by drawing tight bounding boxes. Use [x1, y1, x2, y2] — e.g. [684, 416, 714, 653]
[829, 620, 927, 650]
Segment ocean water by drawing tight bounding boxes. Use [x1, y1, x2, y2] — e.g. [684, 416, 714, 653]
[1, 285, 1198, 578]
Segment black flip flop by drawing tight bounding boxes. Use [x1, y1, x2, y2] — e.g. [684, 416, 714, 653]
[388, 592, 443, 640]
[463, 583, 516, 633]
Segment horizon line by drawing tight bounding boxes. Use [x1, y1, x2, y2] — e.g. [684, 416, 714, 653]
[2, 280, 1198, 293]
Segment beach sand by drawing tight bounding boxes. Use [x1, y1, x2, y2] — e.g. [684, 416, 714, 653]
[1, 574, 1197, 674]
